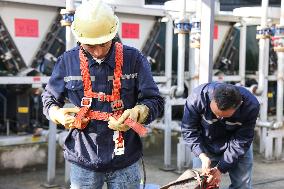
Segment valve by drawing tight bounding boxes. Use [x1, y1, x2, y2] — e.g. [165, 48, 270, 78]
[174, 18, 191, 34]
[190, 18, 201, 48]
[60, 9, 75, 27]
[256, 26, 272, 39]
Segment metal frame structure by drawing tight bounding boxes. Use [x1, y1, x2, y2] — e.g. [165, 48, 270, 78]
[0, 76, 49, 84]
[0, 0, 65, 7]
[1, 0, 284, 187]
[234, 0, 284, 161]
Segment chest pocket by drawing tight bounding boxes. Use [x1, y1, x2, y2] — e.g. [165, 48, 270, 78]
[107, 73, 137, 99]
[225, 121, 242, 132]
[121, 78, 135, 90]
[121, 77, 137, 109]
[65, 80, 84, 106]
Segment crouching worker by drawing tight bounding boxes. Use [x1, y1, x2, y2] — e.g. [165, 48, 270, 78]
[181, 82, 260, 189]
[41, 0, 164, 188]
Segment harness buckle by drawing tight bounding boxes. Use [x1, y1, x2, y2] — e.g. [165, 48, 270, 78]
[81, 97, 92, 107]
[97, 92, 107, 101]
[111, 100, 124, 111]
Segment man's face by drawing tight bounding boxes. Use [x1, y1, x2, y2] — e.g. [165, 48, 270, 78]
[210, 100, 237, 119]
[81, 41, 112, 59]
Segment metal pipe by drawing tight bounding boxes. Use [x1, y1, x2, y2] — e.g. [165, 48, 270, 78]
[66, 0, 76, 51]
[256, 120, 274, 128]
[0, 93, 7, 135]
[190, 0, 201, 89]
[239, 20, 247, 86]
[65, 162, 71, 184]
[255, 0, 269, 95]
[280, 0, 284, 31]
[275, 52, 284, 128]
[196, 0, 201, 19]
[165, 15, 173, 89]
[163, 15, 173, 170]
[159, 15, 174, 97]
[46, 121, 57, 186]
[159, 86, 175, 96]
[199, 0, 214, 84]
[175, 34, 186, 96]
[215, 0, 220, 14]
[163, 97, 174, 170]
[255, 40, 269, 96]
[164, 12, 173, 170]
[148, 119, 181, 132]
[62, 0, 76, 184]
[6, 120, 9, 136]
[246, 74, 276, 81]
[188, 46, 195, 92]
[255, 0, 269, 125]
[175, 0, 186, 97]
[261, 0, 269, 27]
[164, 99, 172, 168]
[192, 48, 200, 88]
[274, 0, 284, 129]
[177, 137, 186, 172]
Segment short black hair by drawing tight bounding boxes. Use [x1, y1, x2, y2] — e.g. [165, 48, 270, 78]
[213, 84, 242, 111]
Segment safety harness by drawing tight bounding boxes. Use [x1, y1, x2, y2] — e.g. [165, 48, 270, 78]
[72, 42, 147, 136]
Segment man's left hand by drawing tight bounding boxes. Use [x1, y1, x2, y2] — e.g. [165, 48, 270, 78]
[108, 104, 149, 131]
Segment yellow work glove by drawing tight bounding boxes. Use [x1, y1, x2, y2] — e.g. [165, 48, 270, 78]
[48, 106, 80, 128]
[108, 104, 149, 131]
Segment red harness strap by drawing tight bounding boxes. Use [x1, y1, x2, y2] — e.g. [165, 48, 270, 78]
[73, 43, 147, 136]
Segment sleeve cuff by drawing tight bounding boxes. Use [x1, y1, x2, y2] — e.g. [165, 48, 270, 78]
[217, 161, 230, 174]
[47, 105, 59, 121]
[139, 102, 152, 124]
[192, 147, 203, 157]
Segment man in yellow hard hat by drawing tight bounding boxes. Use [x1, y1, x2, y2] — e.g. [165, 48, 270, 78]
[41, 0, 164, 188]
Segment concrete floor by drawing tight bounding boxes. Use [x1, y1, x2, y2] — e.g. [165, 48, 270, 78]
[0, 132, 284, 189]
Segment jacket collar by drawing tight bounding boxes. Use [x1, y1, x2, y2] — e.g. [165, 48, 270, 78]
[82, 42, 116, 69]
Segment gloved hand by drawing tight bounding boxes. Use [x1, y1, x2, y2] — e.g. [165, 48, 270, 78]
[108, 104, 149, 131]
[199, 153, 211, 175]
[49, 106, 80, 128]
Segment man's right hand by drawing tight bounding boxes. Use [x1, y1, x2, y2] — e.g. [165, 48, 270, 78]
[49, 106, 80, 128]
[206, 167, 221, 188]
[199, 153, 211, 175]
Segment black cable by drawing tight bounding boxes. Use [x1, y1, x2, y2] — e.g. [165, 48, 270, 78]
[252, 177, 284, 186]
[141, 156, 146, 189]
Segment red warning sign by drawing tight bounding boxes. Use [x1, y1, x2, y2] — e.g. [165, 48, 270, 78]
[214, 24, 218, 39]
[122, 23, 139, 39]
[15, 18, 38, 37]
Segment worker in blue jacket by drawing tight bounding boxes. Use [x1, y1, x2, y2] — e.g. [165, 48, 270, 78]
[181, 82, 260, 189]
[41, 0, 164, 188]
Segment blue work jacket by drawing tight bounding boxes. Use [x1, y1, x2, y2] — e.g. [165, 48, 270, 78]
[181, 82, 260, 173]
[42, 42, 164, 171]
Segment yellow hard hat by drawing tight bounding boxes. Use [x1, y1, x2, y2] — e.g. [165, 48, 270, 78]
[71, 0, 119, 45]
